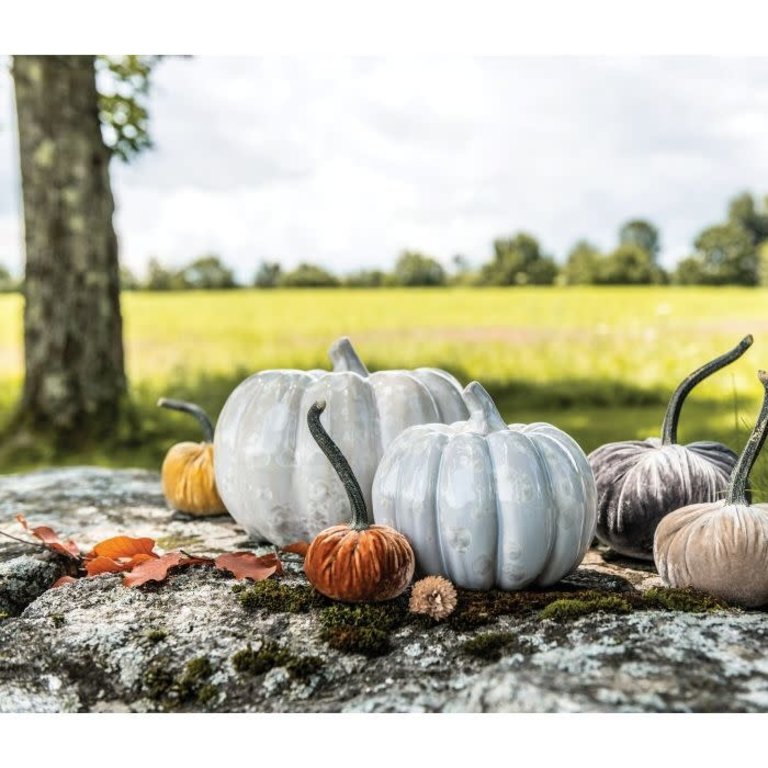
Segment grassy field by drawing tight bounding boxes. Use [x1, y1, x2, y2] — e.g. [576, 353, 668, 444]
[1, 286, 767, 495]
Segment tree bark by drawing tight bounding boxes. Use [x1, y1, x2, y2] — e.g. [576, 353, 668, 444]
[12, 56, 126, 438]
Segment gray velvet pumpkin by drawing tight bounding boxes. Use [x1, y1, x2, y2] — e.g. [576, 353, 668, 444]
[588, 335, 753, 560]
[654, 370, 768, 607]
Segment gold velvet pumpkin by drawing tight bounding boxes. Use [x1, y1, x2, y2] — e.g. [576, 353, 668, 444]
[303, 401, 415, 602]
[158, 398, 227, 517]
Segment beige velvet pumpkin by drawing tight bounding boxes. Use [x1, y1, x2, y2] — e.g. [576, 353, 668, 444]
[654, 370, 768, 607]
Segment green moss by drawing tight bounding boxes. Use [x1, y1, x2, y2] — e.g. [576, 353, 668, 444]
[642, 587, 727, 613]
[539, 594, 632, 622]
[51, 613, 65, 628]
[143, 664, 176, 701]
[143, 656, 217, 709]
[447, 588, 583, 630]
[461, 631, 533, 662]
[320, 597, 410, 631]
[232, 642, 323, 680]
[0, 611, 8, 621]
[183, 657, 213, 682]
[145, 629, 167, 643]
[322, 625, 391, 657]
[316, 597, 410, 657]
[285, 655, 324, 681]
[196, 684, 219, 707]
[237, 580, 324, 613]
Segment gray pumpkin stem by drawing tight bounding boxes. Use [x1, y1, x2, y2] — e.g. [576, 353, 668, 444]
[726, 370, 768, 506]
[157, 398, 215, 443]
[328, 337, 370, 377]
[661, 334, 753, 445]
[307, 400, 370, 530]
[463, 381, 507, 435]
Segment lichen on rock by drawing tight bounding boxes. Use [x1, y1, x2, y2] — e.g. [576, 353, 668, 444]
[2, 467, 768, 713]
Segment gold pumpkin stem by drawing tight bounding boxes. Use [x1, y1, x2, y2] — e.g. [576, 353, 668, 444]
[307, 400, 370, 530]
[661, 334, 753, 445]
[157, 398, 215, 443]
[726, 370, 768, 506]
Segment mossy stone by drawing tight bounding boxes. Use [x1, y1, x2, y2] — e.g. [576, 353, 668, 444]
[642, 587, 727, 613]
[237, 580, 324, 613]
[539, 595, 632, 621]
[232, 641, 323, 680]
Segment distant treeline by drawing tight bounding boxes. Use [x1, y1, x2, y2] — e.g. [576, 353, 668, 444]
[1, 191, 767, 293]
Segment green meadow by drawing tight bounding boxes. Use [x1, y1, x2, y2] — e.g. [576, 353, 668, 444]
[1, 286, 767, 496]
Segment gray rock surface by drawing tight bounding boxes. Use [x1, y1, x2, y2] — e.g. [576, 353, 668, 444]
[1, 466, 768, 713]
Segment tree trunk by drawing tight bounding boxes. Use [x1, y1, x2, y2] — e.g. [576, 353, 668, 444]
[12, 56, 126, 439]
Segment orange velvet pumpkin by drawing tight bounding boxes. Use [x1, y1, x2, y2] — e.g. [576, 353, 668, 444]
[303, 401, 415, 602]
[158, 398, 227, 517]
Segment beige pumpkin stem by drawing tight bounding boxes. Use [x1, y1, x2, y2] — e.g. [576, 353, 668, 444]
[307, 400, 370, 530]
[726, 370, 768, 506]
[661, 334, 753, 445]
[158, 398, 215, 443]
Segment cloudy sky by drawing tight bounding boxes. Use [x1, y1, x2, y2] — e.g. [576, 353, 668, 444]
[2, 56, 768, 280]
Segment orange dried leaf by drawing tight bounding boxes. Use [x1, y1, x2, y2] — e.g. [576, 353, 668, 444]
[122, 552, 208, 587]
[214, 551, 283, 581]
[52, 576, 77, 588]
[125, 553, 156, 569]
[91, 536, 156, 560]
[282, 541, 309, 557]
[16, 514, 80, 559]
[85, 556, 126, 576]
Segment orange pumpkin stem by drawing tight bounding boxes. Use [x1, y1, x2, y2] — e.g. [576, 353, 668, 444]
[158, 398, 215, 443]
[307, 400, 370, 530]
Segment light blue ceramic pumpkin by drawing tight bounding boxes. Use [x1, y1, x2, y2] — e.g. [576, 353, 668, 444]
[372, 381, 597, 590]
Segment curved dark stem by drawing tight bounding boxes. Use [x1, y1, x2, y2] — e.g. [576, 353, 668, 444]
[727, 370, 768, 506]
[307, 401, 369, 530]
[157, 398, 215, 443]
[661, 334, 753, 445]
[0, 529, 50, 551]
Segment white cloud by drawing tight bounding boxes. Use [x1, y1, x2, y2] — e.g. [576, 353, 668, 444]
[2, 56, 768, 280]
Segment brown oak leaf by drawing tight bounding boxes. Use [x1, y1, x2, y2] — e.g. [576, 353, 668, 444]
[281, 541, 310, 557]
[214, 551, 283, 580]
[123, 551, 189, 587]
[16, 514, 80, 559]
[51, 576, 77, 588]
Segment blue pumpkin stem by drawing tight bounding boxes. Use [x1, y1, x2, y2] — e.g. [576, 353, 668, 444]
[661, 334, 753, 445]
[307, 400, 370, 530]
[726, 370, 768, 506]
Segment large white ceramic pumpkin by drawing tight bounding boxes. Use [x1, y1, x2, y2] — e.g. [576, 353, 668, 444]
[213, 337, 468, 545]
[372, 381, 597, 590]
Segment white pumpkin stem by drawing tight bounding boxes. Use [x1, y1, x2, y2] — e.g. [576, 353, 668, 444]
[328, 337, 370, 377]
[462, 382, 507, 435]
[158, 398, 215, 443]
[726, 370, 768, 506]
[661, 334, 753, 445]
[307, 400, 370, 530]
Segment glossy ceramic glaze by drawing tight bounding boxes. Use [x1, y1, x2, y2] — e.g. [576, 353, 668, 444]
[372, 381, 597, 590]
[213, 337, 468, 545]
